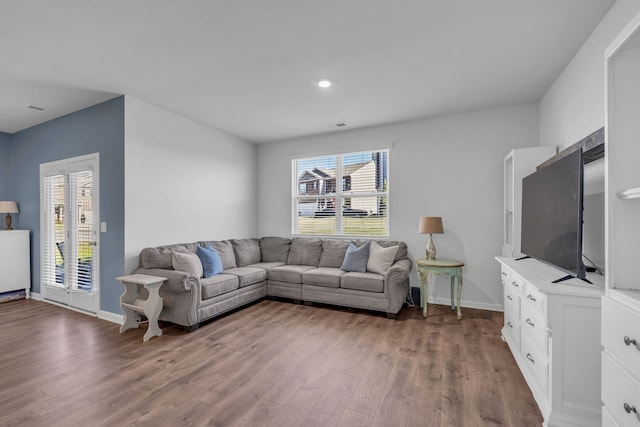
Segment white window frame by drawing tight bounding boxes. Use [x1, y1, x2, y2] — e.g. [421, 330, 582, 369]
[291, 149, 389, 238]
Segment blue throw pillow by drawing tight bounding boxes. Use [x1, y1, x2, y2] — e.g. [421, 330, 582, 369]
[340, 242, 370, 273]
[196, 244, 223, 278]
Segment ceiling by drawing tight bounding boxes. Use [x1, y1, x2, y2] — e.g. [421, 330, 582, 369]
[0, 0, 615, 143]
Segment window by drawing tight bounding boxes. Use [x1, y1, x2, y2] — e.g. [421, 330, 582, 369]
[292, 149, 389, 237]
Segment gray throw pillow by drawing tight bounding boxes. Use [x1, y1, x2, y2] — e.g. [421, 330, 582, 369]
[340, 242, 370, 273]
[172, 251, 203, 278]
[140, 247, 173, 269]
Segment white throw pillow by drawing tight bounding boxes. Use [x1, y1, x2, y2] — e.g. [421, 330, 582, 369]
[172, 251, 204, 278]
[367, 241, 398, 275]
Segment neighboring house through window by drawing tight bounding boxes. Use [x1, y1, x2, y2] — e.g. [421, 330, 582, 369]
[292, 149, 389, 237]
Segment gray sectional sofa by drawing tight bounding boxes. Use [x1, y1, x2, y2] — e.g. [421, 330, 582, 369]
[133, 236, 412, 330]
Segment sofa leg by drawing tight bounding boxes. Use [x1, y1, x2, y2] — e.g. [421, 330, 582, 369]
[184, 324, 200, 333]
[386, 313, 396, 319]
[303, 301, 312, 306]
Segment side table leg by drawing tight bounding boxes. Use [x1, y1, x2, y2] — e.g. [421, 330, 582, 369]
[456, 271, 463, 320]
[419, 271, 428, 318]
[143, 283, 163, 342]
[450, 275, 455, 311]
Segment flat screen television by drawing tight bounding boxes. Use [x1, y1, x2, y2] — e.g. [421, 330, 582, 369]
[520, 149, 586, 281]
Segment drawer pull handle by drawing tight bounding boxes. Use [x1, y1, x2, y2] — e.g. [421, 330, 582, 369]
[526, 294, 537, 302]
[623, 402, 637, 415]
[511, 281, 519, 287]
[526, 318, 535, 327]
[624, 336, 638, 347]
[506, 321, 513, 328]
[526, 353, 535, 364]
[501, 272, 507, 277]
[506, 295, 513, 300]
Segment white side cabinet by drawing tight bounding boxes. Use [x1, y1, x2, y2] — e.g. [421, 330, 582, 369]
[603, 12, 640, 427]
[0, 230, 31, 297]
[503, 147, 556, 257]
[497, 257, 604, 427]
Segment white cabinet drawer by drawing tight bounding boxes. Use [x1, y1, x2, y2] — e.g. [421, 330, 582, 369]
[522, 301, 547, 353]
[602, 353, 640, 427]
[603, 297, 640, 378]
[521, 336, 548, 396]
[500, 267, 511, 287]
[523, 282, 545, 313]
[509, 273, 524, 296]
[504, 290, 520, 318]
[504, 308, 521, 350]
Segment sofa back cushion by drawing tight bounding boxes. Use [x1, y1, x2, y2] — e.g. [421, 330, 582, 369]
[318, 239, 351, 268]
[260, 236, 291, 263]
[287, 237, 323, 266]
[200, 240, 237, 270]
[139, 242, 198, 269]
[232, 239, 262, 267]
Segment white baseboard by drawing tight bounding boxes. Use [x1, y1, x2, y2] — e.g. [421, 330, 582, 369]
[99, 310, 124, 325]
[430, 296, 504, 312]
[28, 292, 124, 324]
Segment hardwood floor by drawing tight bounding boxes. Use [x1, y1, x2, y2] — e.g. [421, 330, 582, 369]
[0, 299, 542, 427]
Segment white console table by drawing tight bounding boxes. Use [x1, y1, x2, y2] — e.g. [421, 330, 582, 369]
[496, 257, 604, 427]
[117, 274, 167, 342]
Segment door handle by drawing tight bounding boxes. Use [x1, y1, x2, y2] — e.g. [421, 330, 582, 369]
[526, 318, 535, 327]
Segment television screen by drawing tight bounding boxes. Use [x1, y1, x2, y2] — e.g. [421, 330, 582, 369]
[521, 149, 585, 280]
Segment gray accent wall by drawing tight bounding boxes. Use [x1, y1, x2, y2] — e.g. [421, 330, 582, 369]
[10, 97, 125, 314]
[0, 132, 11, 199]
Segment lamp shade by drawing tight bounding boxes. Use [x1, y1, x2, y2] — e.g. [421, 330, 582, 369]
[418, 216, 443, 234]
[0, 201, 18, 214]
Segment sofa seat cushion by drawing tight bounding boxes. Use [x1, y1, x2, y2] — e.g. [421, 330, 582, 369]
[341, 272, 384, 293]
[268, 265, 316, 284]
[302, 267, 345, 288]
[200, 274, 239, 299]
[224, 267, 267, 288]
[246, 261, 285, 271]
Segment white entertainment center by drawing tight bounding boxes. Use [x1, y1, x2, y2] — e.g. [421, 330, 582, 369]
[500, 144, 606, 426]
[601, 12, 640, 427]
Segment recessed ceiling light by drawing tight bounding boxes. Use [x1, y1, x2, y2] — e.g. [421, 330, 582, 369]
[318, 79, 332, 88]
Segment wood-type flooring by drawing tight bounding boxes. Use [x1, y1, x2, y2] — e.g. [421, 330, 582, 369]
[0, 298, 542, 426]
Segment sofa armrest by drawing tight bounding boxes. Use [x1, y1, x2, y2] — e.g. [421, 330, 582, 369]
[384, 259, 412, 314]
[133, 267, 200, 327]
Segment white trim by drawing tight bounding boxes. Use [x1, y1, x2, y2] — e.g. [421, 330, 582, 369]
[289, 145, 393, 160]
[29, 292, 123, 324]
[98, 310, 124, 325]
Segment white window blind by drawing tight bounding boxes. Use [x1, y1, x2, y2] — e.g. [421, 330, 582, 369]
[292, 150, 389, 237]
[42, 174, 65, 288]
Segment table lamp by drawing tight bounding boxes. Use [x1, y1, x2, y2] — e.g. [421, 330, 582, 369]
[418, 216, 443, 260]
[0, 201, 19, 230]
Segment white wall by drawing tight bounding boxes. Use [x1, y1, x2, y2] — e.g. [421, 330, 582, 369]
[257, 103, 540, 311]
[539, 0, 640, 149]
[124, 97, 257, 273]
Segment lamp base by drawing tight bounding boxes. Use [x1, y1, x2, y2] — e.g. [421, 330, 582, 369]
[4, 213, 12, 230]
[426, 234, 436, 260]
